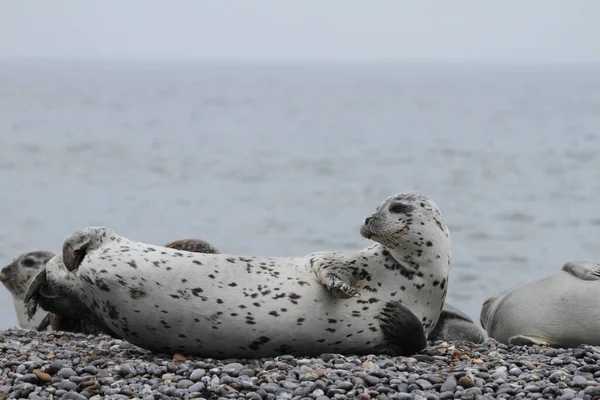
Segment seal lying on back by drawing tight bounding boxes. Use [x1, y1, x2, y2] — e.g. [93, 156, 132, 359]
[480, 260, 600, 348]
[1, 251, 54, 330]
[27, 191, 451, 358]
[24, 239, 221, 336]
[429, 303, 487, 343]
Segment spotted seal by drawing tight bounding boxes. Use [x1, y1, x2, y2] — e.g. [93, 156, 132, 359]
[428, 303, 487, 343]
[1, 251, 54, 330]
[24, 239, 222, 336]
[26, 191, 451, 358]
[480, 260, 600, 347]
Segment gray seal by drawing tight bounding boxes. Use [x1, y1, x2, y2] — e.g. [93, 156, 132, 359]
[1, 251, 54, 330]
[428, 303, 487, 343]
[480, 260, 600, 347]
[26, 191, 452, 358]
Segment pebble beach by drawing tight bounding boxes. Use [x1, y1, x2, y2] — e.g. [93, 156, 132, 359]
[2, 329, 600, 400]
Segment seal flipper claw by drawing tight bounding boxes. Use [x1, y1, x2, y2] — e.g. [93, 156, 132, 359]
[323, 276, 360, 299]
[508, 335, 550, 346]
[312, 260, 361, 299]
[378, 300, 427, 356]
[562, 261, 600, 281]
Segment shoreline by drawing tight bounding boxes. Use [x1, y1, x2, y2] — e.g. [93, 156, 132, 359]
[1, 329, 600, 399]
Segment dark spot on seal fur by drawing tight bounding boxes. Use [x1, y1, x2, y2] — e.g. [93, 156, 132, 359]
[94, 278, 111, 292]
[192, 260, 202, 265]
[191, 288, 203, 296]
[127, 260, 137, 269]
[288, 293, 301, 304]
[129, 287, 146, 299]
[104, 301, 119, 320]
[248, 336, 270, 351]
[277, 344, 294, 354]
[216, 299, 224, 304]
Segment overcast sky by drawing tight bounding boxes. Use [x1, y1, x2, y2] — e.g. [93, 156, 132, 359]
[1, 0, 599, 63]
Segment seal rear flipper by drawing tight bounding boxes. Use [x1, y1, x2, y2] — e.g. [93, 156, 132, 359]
[508, 335, 550, 346]
[378, 300, 427, 356]
[36, 313, 51, 331]
[561, 261, 600, 281]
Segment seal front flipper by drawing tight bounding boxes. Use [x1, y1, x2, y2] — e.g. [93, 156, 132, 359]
[508, 335, 550, 346]
[311, 257, 360, 298]
[561, 261, 600, 281]
[378, 300, 427, 356]
[322, 275, 360, 298]
[24, 268, 47, 319]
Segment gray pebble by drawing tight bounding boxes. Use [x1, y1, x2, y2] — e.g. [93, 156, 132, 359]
[119, 363, 137, 377]
[239, 368, 256, 377]
[19, 373, 39, 384]
[190, 368, 206, 381]
[176, 379, 194, 389]
[364, 376, 381, 387]
[61, 393, 88, 400]
[188, 382, 205, 392]
[222, 363, 244, 377]
[440, 376, 457, 392]
[571, 375, 587, 387]
[414, 379, 432, 390]
[56, 380, 78, 391]
[46, 362, 65, 375]
[57, 367, 77, 379]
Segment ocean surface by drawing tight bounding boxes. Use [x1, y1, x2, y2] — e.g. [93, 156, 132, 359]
[1, 60, 599, 331]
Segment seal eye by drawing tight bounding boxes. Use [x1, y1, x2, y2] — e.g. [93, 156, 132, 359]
[22, 258, 36, 268]
[389, 203, 414, 214]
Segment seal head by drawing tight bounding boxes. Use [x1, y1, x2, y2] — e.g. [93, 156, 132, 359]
[1, 251, 55, 330]
[1, 251, 54, 298]
[361, 191, 450, 251]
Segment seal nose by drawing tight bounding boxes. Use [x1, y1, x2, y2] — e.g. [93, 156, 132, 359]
[364, 216, 375, 225]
